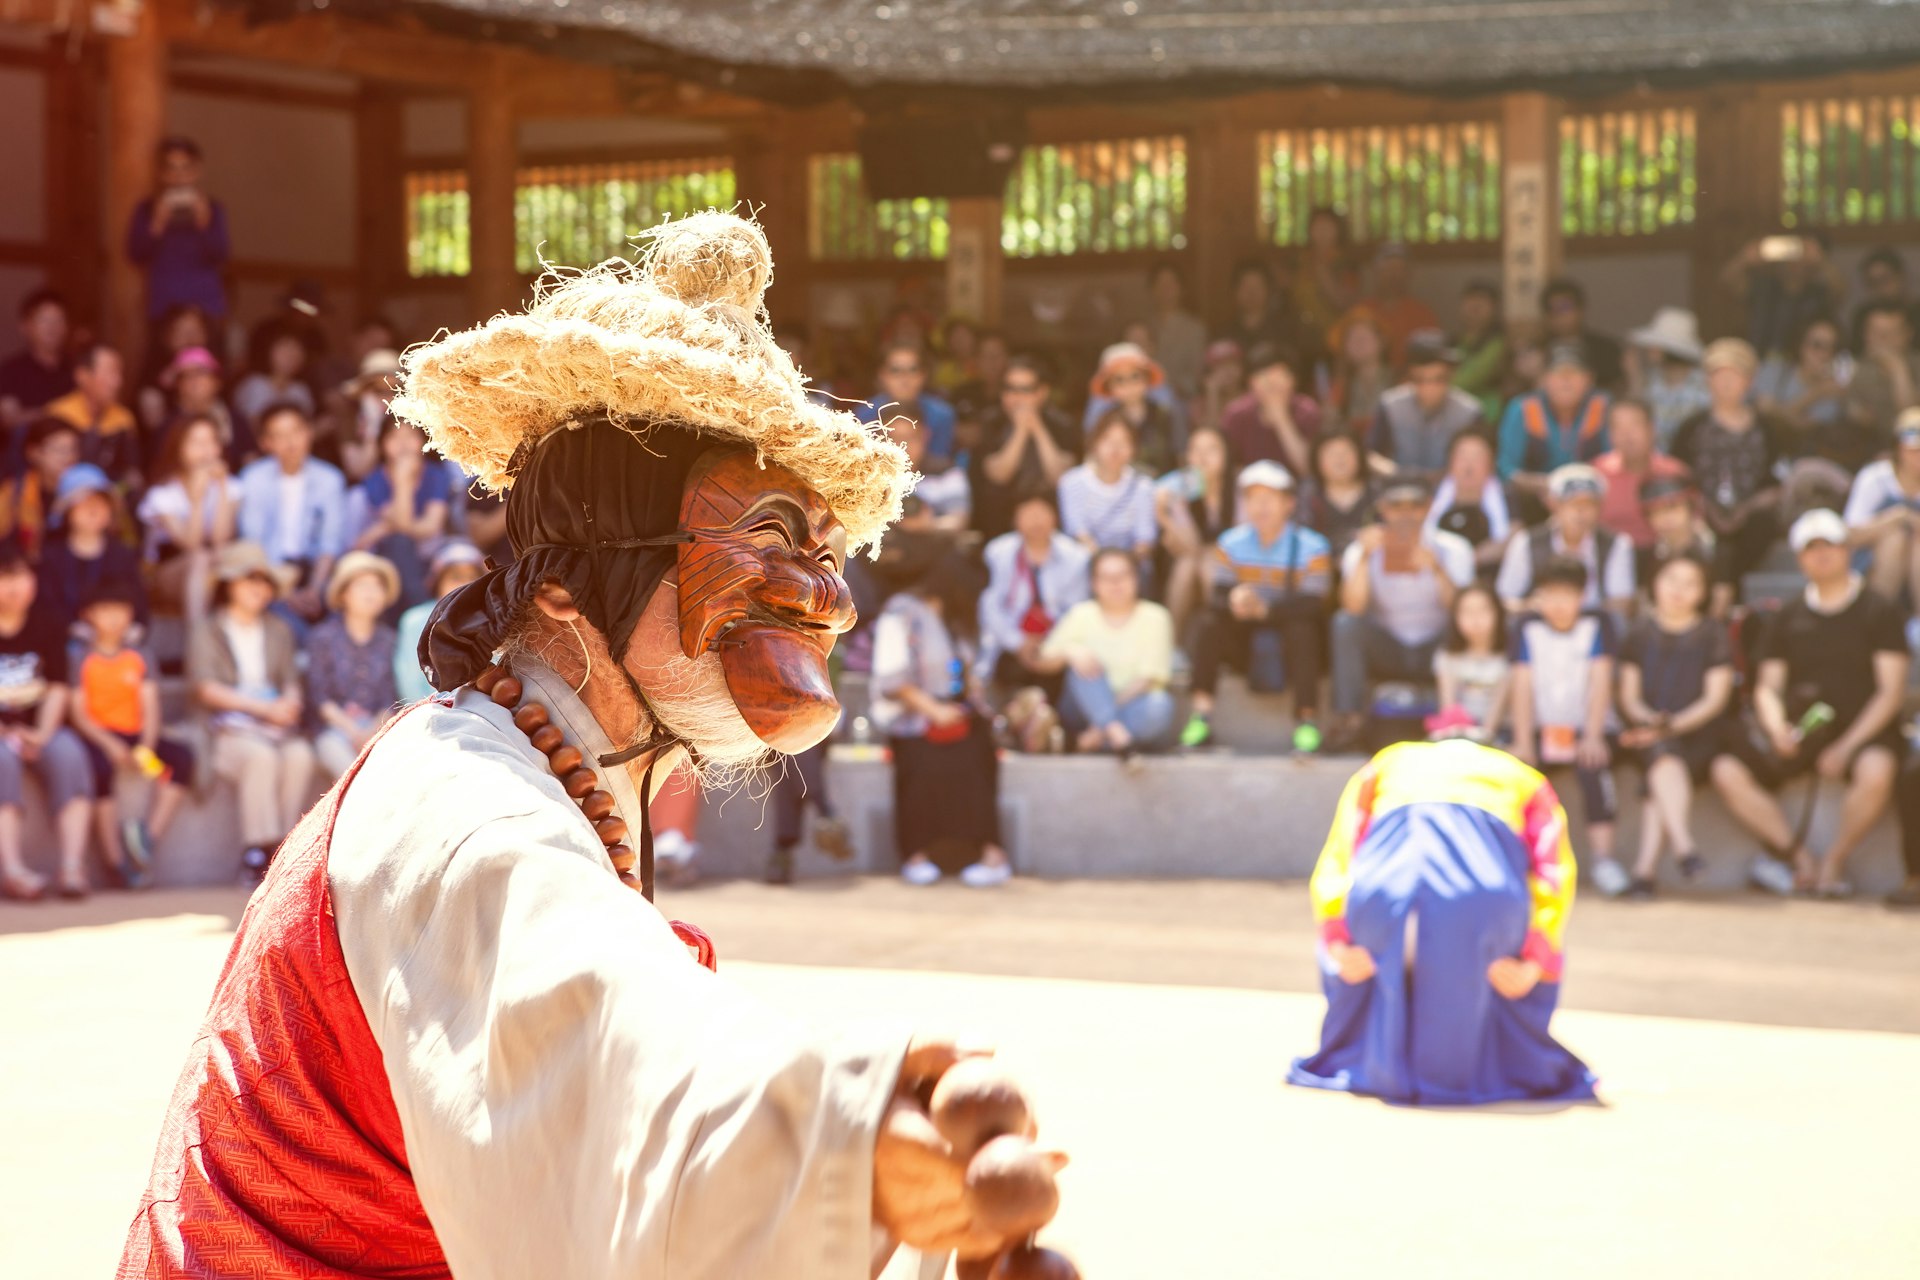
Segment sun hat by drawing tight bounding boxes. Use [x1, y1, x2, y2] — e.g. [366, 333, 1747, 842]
[325, 550, 401, 612]
[1628, 308, 1704, 362]
[1236, 459, 1296, 494]
[1701, 337, 1759, 376]
[214, 541, 298, 596]
[1088, 342, 1165, 398]
[1547, 463, 1605, 502]
[392, 211, 912, 553]
[1788, 508, 1848, 552]
[51, 463, 114, 519]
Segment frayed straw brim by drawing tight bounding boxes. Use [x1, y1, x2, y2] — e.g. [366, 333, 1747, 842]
[392, 211, 914, 551]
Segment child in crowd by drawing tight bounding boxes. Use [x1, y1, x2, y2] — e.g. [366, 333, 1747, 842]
[1616, 554, 1734, 900]
[39, 463, 146, 627]
[1509, 556, 1623, 894]
[306, 551, 400, 780]
[0, 415, 81, 560]
[1431, 583, 1510, 743]
[68, 577, 196, 885]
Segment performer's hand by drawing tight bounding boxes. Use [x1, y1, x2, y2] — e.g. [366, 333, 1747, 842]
[1331, 942, 1376, 984]
[1487, 956, 1543, 1000]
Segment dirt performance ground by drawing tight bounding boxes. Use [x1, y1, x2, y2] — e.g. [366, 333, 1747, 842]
[3, 880, 1916, 1279]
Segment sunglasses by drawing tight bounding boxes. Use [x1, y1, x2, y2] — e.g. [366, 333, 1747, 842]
[883, 363, 922, 376]
[1004, 380, 1042, 394]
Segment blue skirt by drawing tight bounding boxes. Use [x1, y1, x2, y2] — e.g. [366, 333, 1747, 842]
[1289, 802, 1597, 1105]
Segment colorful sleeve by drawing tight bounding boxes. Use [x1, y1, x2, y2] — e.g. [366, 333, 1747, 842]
[1309, 763, 1379, 947]
[1517, 778, 1579, 980]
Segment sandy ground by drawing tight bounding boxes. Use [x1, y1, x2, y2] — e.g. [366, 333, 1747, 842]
[3, 880, 1917, 1279]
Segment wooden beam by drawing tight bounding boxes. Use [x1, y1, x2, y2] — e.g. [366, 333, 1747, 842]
[1186, 111, 1258, 330]
[168, 70, 359, 112]
[731, 116, 813, 326]
[467, 57, 520, 319]
[43, 36, 103, 329]
[355, 86, 407, 311]
[104, 0, 165, 354]
[1499, 92, 1563, 329]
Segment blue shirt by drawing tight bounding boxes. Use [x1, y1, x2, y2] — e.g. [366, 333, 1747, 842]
[126, 198, 231, 320]
[855, 392, 956, 461]
[237, 456, 348, 565]
[1210, 521, 1333, 606]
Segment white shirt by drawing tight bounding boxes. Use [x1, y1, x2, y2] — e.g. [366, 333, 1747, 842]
[1341, 531, 1475, 647]
[220, 617, 270, 692]
[273, 472, 309, 561]
[136, 476, 237, 562]
[1843, 459, 1920, 529]
[1496, 525, 1637, 609]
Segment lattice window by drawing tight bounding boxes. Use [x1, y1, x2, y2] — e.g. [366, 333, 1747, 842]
[808, 154, 951, 262]
[1002, 136, 1188, 258]
[1258, 123, 1501, 247]
[514, 159, 736, 272]
[1781, 96, 1920, 228]
[1559, 109, 1696, 238]
[406, 170, 470, 279]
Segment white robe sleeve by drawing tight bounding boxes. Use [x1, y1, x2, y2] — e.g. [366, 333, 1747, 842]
[329, 707, 907, 1280]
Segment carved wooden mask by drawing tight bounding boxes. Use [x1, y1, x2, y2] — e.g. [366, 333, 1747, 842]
[676, 446, 855, 753]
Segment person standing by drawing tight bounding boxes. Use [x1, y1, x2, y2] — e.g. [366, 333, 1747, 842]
[125, 137, 230, 328]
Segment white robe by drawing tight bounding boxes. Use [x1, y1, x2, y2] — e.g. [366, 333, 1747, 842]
[327, 663, 918, 1278]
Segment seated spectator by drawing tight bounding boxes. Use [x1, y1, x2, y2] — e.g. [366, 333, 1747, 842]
[1712, 510, 1909, 898]
[1289, 209, 1359, 351]
[0, 416, 80, 561]
[1424, 430, 1513, 577]
[1615, 554, 1735, 900]
[977, 491, 1090, 704]
[1431, 583, 1510, 743]
[68, 577, 195, 889]
[1328, 478, 1474, 750]
[331, 347, 403, 483]
[232, 322, 317, 438]
[1367, 330, 1481, 479]
[0, 288, 73, 433]
[1508, 556, 1621, 893]
[1843, 408, 1920, 604]
[854, 340, 957, 461]
[1847, 300, 1920, 439]
[1182, 461, 1331, 752]
[136, 412, 237, 627]
[1449, 280, 1508, 423]
[306, 551, 400, 780]
[39, 463, 145, 628]
[0, 542, 93, 899]
[1299, 431, 1377, 566]
[394, 541, 485, 704]
[237, 402, 348, 623]
[1154, 423, 1233, 637]
[349, 419, 452, 612]
[1540, 276, 1625, 390]
[1192, 338, 1247, 437]
[968, 354, 1079, 540]
[1624, 307, 1711, 447]
[1720, 234, 1841, 360]
[1321, 309, 1392, 436]
[872, 555, 1010, 888]
[1059, 412, 1156, 566]
[1757, 316, 1869, 523]
[949, 328, 1009, 436]
[930, 316, 978, 398]
[1847, 247, 1919, 353]
[1593, 397, 1690, 552]
[1037, 547, 1177, 757]
[1147, 260, 1207, 401]
[1669, 339, 1784, 583]
[1219, 257, 1292, 357]
[1360, 243, 1440, 368]
[1222, 342, 1320, 478]
[1497, 463, 1635, 619]
[1639, 475, 1735, 618]
[886, 413, 969, 531]
[1496, 343, 1610, 503]
[1083, 342, 1182, 475]
[152, 346, 244, 463]
[190, 542, 314, 883]
[44, 342, 139, 487]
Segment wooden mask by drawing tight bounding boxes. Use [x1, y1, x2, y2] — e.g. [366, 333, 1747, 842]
[676, 446, 855, 753]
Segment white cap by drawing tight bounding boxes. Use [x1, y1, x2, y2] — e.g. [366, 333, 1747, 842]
[1789, 508, 1848, 552]
[1235, 459, 1296, 494]
[1547, 463, 1604, 502]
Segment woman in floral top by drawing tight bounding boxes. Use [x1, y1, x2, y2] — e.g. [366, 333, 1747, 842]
[305, 550, 400, 779]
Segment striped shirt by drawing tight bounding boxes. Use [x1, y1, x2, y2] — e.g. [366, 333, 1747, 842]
[1209, 521, 1332, 607]
[1058, 463, 1157, 551]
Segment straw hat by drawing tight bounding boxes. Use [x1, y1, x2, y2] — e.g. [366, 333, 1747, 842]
[325, 550, 401, 612]
[392, 210, 913, 552]
[214, 542, 297, 597]
[1088, 342, 1165, 398]
[1628, 308, 1703, 362]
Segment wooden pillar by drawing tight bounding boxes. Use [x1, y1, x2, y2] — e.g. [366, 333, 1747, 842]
[1690, 89, 1760, 341]
[355, 85, 407, 314]
[1187, 113, 1259, 330]
[44, 37, 105, 331]
[1500, 92, 1563, 330]
[104, 0, 167, 353]
[466, 59, 520, 320]
[731, 112, 812, 326]
[945, 196, 1004, 328]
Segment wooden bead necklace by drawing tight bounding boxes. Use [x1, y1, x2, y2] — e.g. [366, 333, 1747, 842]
[472, 663, 642, 894]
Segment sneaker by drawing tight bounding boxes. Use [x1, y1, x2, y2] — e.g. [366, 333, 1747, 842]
[900, 858, 941, 887]
[1747, 853, 1797, 897]
[1179, 714, 1213, 749]
[1590, 857, 1632, 898]
[238, 845, 270, 889]
[811, 815, 854, 862]
[1676, 851, 1706, 881]
[959, 859, 1013, 888]
[122, 820, 153, 885]
[1292, 722, 1324, 755]
[1622, 876, 1657, 902]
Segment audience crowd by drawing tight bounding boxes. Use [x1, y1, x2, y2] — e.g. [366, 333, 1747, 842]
[3, 136, 1919, 908]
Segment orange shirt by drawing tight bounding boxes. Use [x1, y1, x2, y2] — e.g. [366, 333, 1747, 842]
[77, 646, 148, 736]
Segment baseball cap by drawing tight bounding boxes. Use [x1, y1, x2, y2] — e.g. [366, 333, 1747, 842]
[1377, 476, 1433, 505]
[52, 462, 114, 517]
[1638, 474, 1693, 505]
[1547, 463, 1604, 502]
[1403, 330, 1459, 368]
[1896, 407, 1920, 446]
[1543, 342, 1590, 374]
[1236, 459, 1296, 494]
[1788, 508, 1848, 552]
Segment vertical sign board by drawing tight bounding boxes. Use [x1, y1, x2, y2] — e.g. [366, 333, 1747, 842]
[1504, 160, 1549, 326]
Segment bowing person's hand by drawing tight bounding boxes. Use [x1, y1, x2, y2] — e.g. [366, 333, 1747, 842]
[1330, 942, 1377, 984]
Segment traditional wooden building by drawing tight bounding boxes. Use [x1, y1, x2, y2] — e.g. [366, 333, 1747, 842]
[3, 0, 1919, 372]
